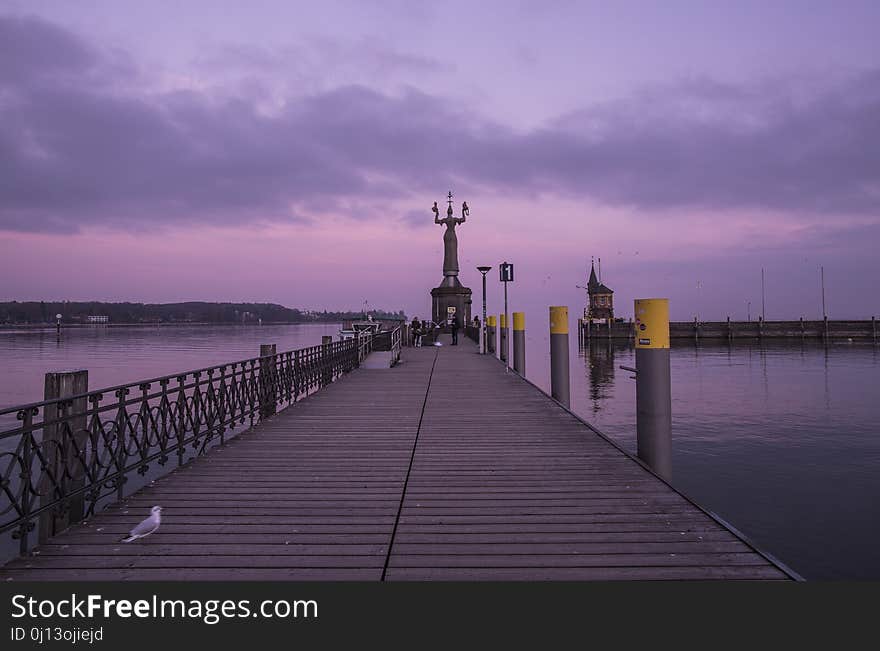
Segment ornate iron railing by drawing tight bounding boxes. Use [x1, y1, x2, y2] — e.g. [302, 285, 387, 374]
[390, 326, 402, 365]
[0, 338, 363, 555]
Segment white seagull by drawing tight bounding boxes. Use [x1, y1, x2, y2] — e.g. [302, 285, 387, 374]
[121, 506, 162, 542]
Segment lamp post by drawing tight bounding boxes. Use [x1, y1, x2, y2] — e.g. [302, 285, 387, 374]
[55, 313, 62, 336]
[477, 266, 491, 354]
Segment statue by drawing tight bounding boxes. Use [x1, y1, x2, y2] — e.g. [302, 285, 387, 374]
[429, 190, 473, 326]
[434, 191, 467, 278]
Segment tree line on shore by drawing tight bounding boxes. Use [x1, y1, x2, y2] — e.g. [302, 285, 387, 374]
[0, 301, 406, 325]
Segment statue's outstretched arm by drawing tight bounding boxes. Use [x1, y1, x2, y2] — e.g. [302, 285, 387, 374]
[432, 201, 441, 224]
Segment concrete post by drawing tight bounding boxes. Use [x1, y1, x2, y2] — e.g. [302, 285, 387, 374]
[40, 369, 88, 543]
[499, 313, 508, 364]
[259, 344, 277, 419]
[549, 306, 570, 408]
[634, 299, 672, 481]
[513, 312, 525, 376]
[487, 316, 496, 355]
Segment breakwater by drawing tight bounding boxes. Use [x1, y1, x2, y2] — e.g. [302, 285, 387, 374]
[580, 318, 878, 342]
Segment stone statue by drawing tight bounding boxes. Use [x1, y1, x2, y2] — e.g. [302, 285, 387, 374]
[429, 190, 473, 326]
[435, 191, 467, 278]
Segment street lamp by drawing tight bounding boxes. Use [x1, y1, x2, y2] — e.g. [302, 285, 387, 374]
[477, 266, 491, 354]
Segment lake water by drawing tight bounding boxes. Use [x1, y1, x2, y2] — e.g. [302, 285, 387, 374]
[1, 324, 878, 579]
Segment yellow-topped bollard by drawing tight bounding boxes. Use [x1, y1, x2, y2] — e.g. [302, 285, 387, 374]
[633, 298, 672, 480]
[549, 306, 570, 407]
[634, 298, 670, 349]
[513, 311, 525, 375]
[487, 315, 496, 354]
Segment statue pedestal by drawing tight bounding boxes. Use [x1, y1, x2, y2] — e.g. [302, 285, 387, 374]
[431, 284, 472, 328]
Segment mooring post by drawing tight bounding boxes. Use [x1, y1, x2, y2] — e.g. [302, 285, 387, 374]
[499, 313, 508, 364]
[259, 344, 277, 419]
[800, 316, 805, 339]
[487, 316, 496, 355]
[513, 312, 525, 376]
[873, 316, 877, 343]
[758, 315, 763, 339]
[40, 369, 89, 543]
[634, 299, 672, 481]
[727, 315, 732, 340]
[549, 306, 570, 408]
[824, 315, 829, 342]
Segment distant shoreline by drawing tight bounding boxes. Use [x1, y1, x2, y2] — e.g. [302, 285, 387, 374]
[0, 321, 342, 330]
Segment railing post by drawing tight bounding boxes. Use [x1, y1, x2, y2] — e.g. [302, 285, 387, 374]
[634, 298, 672, 481]
[513, 311, 526, 376]
[549, 307, 570, 408]
[321, 335, 333, 387]
[40, 369, 88, 543]
[17, 407, 37, 554]
[259, 344, 277, 419]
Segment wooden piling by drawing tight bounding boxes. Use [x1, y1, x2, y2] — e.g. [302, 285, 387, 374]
[40, 369, 88, 543]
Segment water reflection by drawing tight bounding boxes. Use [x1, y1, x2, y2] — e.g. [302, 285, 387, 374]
[579, 338, 624, 415]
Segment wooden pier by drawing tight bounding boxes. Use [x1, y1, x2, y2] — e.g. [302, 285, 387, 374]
[0, 337, 791, 581]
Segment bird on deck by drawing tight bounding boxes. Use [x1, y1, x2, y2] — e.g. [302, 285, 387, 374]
[121, 506, 162, 542]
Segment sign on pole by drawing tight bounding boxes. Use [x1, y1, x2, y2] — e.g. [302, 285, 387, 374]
[500, 262, 514, 283]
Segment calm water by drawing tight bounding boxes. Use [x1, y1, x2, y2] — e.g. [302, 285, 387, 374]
[522, 334, 880, 580]
[1, 324, 878, 579]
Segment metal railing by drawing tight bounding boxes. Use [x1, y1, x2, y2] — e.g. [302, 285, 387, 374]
[0, 338, 364, 555]
[390, 326, 402, 365]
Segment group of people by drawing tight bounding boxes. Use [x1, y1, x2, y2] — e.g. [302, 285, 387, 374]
[410, 317, 432, 347]
[411, 314, 474, 347]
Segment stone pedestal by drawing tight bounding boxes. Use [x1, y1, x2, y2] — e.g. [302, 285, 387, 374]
[431, 283, 472, 327]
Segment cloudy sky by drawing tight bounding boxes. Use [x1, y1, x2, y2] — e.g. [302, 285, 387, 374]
[1, 0, 878, 320]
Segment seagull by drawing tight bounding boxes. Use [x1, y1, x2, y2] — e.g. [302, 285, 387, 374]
[121, 506, 162, 542]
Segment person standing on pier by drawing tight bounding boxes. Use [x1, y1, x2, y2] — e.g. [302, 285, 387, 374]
[411, 316, 423, 347]
[451, 313, 460, 345]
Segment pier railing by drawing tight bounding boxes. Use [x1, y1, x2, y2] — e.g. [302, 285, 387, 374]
[0, 338, 364, 554]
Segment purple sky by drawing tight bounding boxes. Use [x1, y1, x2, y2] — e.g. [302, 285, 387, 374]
[1, 1, 879, 321]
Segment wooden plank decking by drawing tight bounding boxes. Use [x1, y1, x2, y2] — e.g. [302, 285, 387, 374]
[1, 337, 791, 581]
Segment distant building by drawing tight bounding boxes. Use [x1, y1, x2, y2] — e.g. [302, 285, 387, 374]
[87, 315, 109, 323]
[586, 261, 614, 322]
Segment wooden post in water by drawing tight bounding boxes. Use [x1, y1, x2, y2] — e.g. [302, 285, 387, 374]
[873, 316, 877, 344]
[40, 369, 88, 543]
[259, 344, 277, 419]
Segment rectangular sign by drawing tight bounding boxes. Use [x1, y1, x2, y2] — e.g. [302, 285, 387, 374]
[447, 306, 456, 314]
[500, 262, 514, 282]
